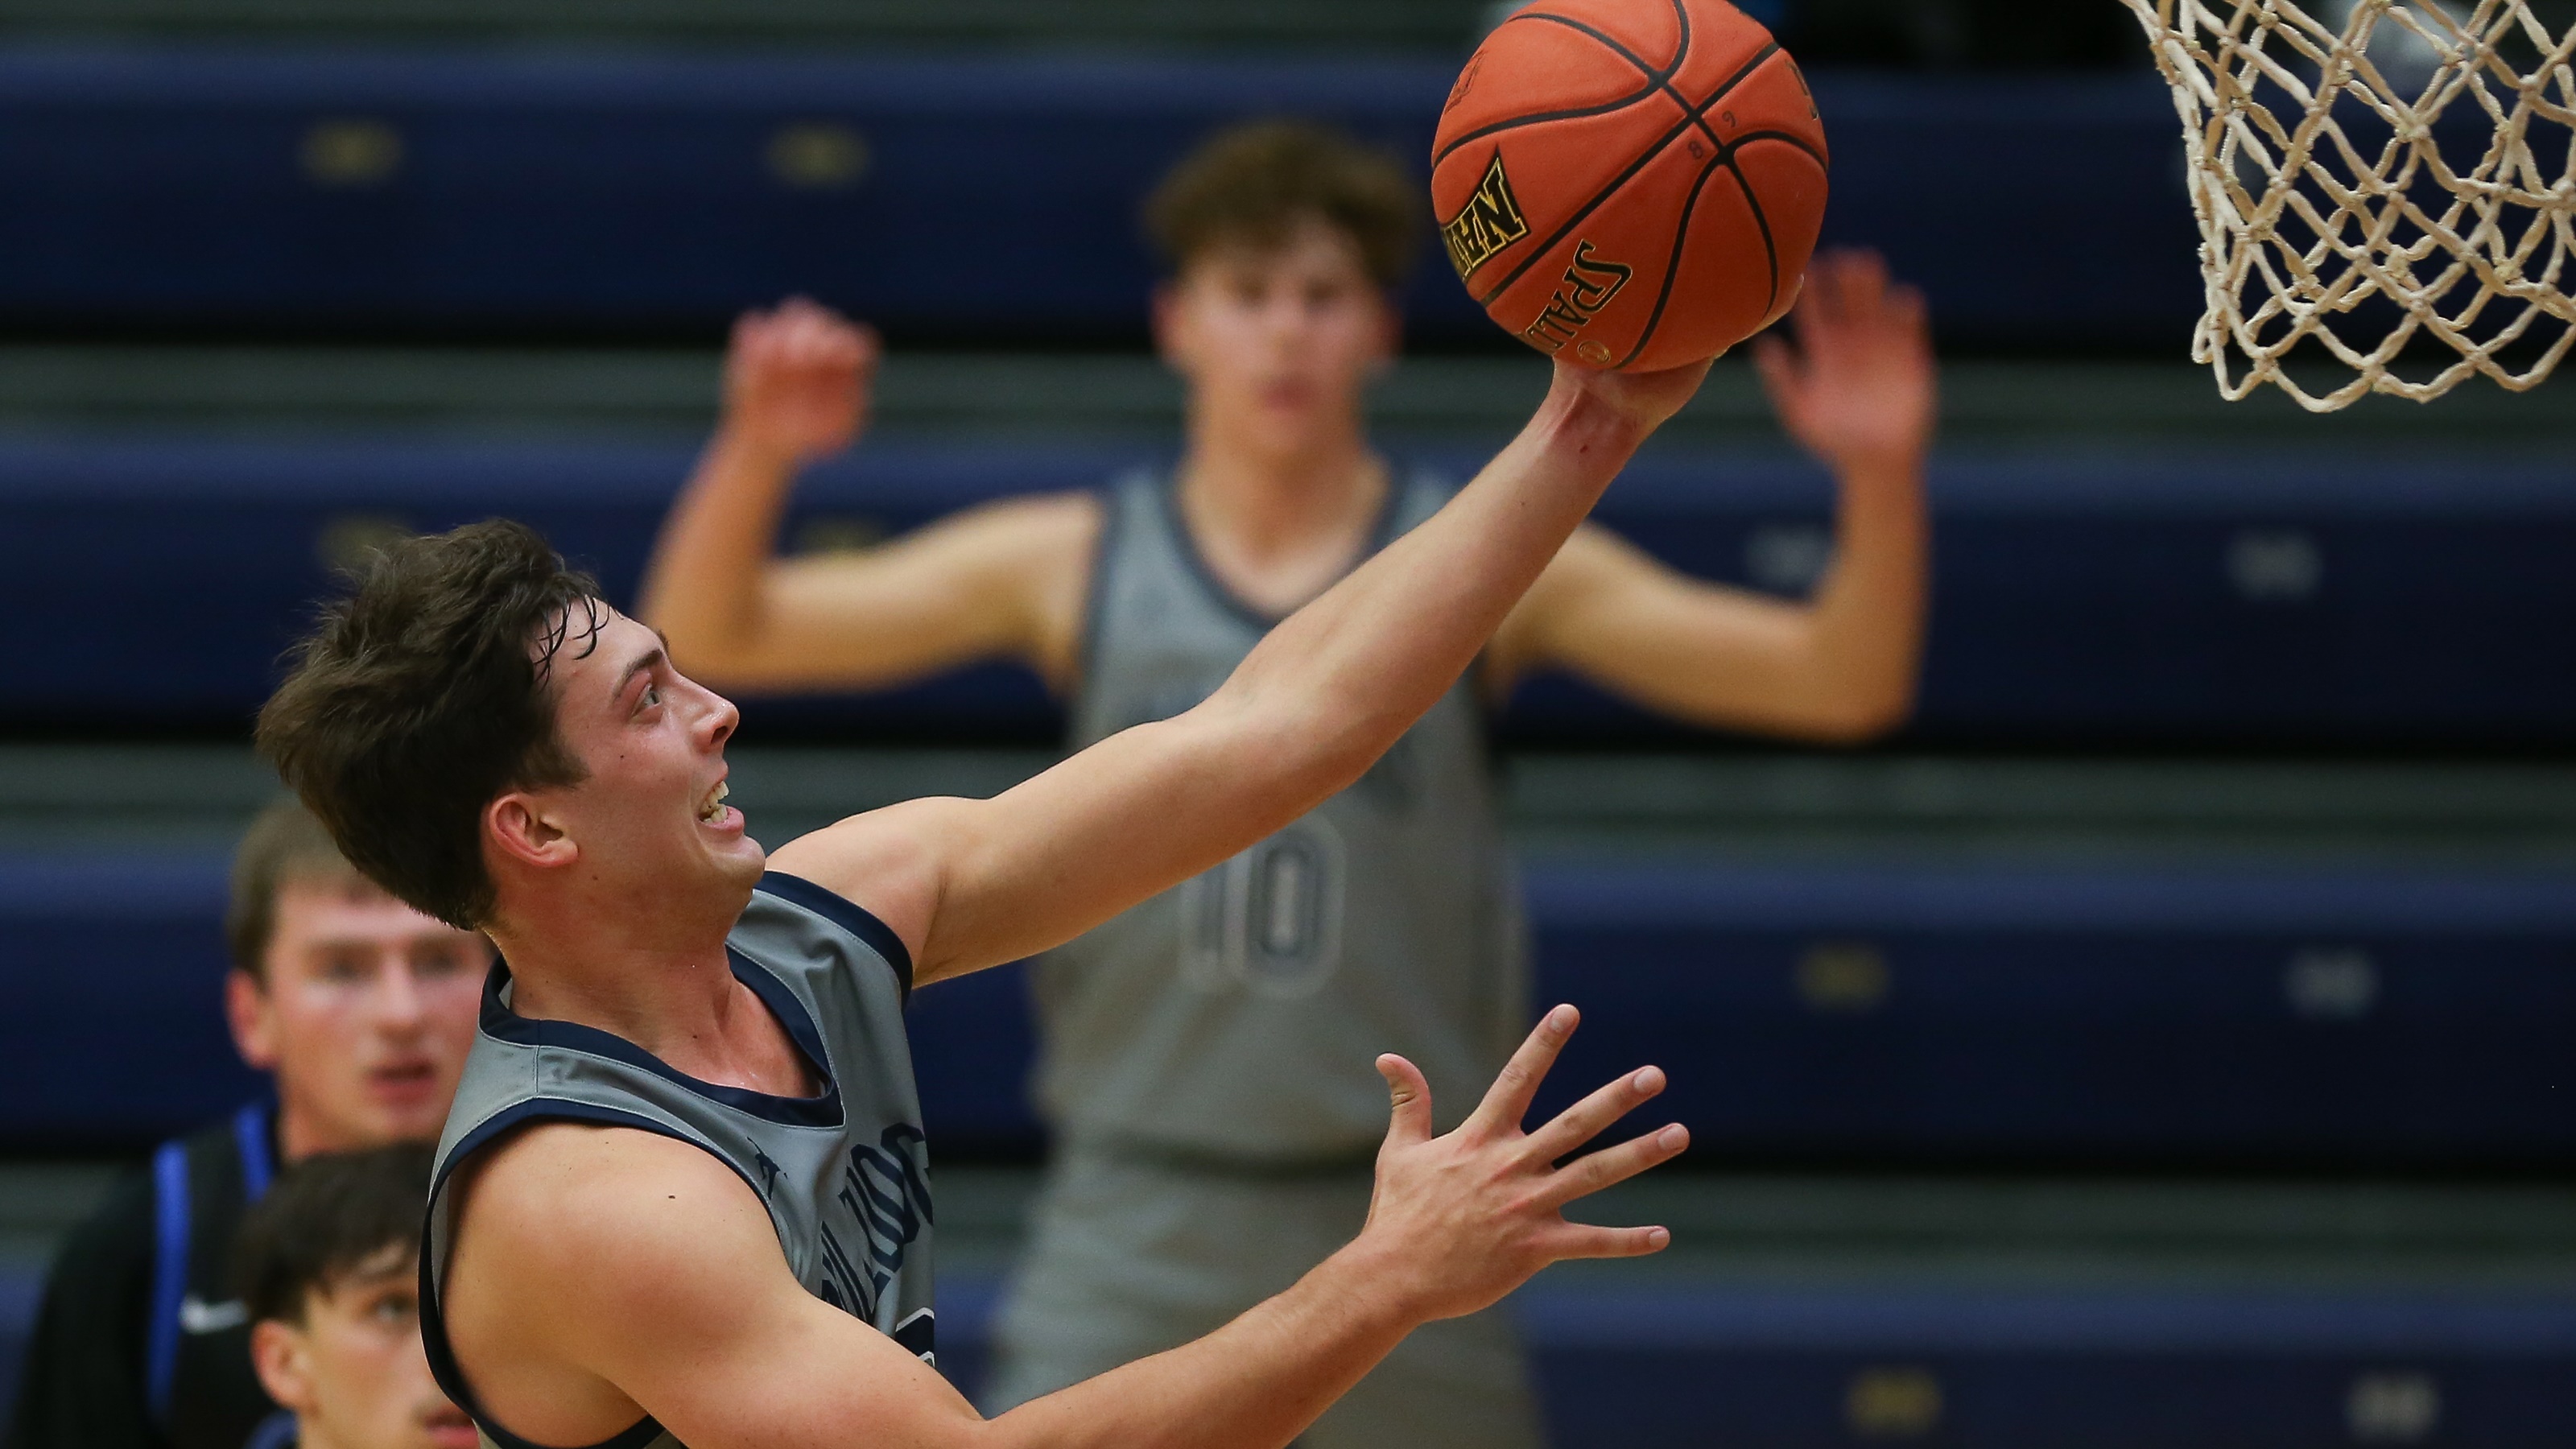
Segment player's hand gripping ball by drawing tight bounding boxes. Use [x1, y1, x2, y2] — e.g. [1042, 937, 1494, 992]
[1432, 0, 1828, 371]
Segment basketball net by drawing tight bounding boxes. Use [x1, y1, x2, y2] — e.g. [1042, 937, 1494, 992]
[2121, 0, 2574, 409]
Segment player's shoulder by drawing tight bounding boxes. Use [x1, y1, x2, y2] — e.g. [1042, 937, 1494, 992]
[444, 1121, 782, 1345]
[456, 1120, 748, 1262]
[947, 489, 1101, 557]
[737, 871, 914, 985]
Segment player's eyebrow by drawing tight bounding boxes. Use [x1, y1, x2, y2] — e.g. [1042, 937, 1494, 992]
[617, 644, 668, 700]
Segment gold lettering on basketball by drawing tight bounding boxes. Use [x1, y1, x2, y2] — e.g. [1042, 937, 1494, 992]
[1520, 240, 1633, 355]
[1439, 153, 1530, 280]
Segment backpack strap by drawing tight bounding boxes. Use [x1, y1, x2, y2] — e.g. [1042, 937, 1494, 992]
[143, 1138, 190, 1426]
[232, 1101, 275, 1200]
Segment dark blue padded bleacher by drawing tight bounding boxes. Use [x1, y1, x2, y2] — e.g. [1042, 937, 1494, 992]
[12, 850, 2573, 1167]
[0, 50, 2206, 346]
[6, 436, 2576, 745]
[919, 1271, 2576, 1448]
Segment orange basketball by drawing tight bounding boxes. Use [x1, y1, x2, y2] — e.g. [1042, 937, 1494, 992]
[1430, 0, 1828, 371]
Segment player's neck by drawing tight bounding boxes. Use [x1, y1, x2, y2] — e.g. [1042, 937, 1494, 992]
[485, 888, 810, 1096]
[1174, 420, 1388, 615]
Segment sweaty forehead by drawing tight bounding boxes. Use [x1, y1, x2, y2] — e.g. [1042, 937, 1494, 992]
[538, 604, 649, 695]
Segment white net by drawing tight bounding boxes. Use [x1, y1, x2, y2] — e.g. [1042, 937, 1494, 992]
[2121, 0, 2576, 409]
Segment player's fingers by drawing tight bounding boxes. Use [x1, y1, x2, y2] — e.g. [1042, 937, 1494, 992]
[1889, 283, 1931, 345]
[1463, 1004, 1578, 1139]
[1539, 1221, 1672, 1262]
[1524, 1063, 1666, 1162]
[1751, 334, 1798, 400]
[1538, 1122, 1690, 1208]
[1377, 1054, 1436, 1148]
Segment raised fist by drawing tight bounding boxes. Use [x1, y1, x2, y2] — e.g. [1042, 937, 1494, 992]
[722, 297, 880, 466]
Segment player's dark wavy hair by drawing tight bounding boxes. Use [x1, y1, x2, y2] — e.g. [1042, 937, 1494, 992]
[1146, 120, 1422, 288]
[236, 1144, 434, 1326]
[257, 519, 600, 931]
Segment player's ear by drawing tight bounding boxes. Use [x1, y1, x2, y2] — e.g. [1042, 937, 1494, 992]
[226, 967, 279, 1072]
[485, 791, 576, 873]
[1150, 279, 1190, 371]
[1369, 289, 1404, 375]
[249, 1317, 319, 1416]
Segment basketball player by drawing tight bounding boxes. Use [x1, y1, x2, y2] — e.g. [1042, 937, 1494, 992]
[10, 803, 488, 1449]
[233, 1146, 477, 1449]
[254, 304, 1710, 1445]
[640, 123, 1932, 1444]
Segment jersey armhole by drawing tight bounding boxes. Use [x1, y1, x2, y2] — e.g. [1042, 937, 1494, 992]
[753, 871, 914, 1001]
[423, 1101, 753, 1449]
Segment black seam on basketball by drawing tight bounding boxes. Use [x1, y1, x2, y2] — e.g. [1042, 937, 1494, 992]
[1682, 41, 1786, 155]
[1730, 129, 1830, 174]
[1503, 10, 1773, 168]
[1473, 40, 1788, 308]
[1732, 153, 1782, 318]
[1613, 150, 1732, 369]
[1430, 6, 1687, 170]
[1429, 81, 1672, 171]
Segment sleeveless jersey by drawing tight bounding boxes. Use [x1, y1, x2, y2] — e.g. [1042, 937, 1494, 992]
[422, 873, 935, 1449]
[1039, 472, 1529, 1162]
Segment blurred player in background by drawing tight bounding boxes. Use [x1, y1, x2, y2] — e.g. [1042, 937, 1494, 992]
[10, 803, 489, 1449]
[232, 1146, 475, 1449]
[643, 121, 1934, 1447]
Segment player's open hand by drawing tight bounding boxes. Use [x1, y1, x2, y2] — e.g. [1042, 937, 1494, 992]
[721, 297, 879, 466]
[1354, 1004, 1686, 1323]
[1752, 249, 1935, 479]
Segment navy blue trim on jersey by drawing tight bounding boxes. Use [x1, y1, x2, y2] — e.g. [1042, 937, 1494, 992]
[144, 1138, 188, 1425]
[477, 957, 842, 1129]
[422, 1100, 727, 1449]
[755, 871, 914, 1001]
[245, 1409, 299, 1449]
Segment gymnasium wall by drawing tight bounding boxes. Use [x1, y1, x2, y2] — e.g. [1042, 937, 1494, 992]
[0, 1, 2571, 1443]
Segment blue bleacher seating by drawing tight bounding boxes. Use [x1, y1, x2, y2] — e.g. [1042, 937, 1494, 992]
[917, 1269, 2576, 1447]
[0, 50, 2206, 346]
[12, 849, 2573, 1167]
[6, 436, 2575, 745]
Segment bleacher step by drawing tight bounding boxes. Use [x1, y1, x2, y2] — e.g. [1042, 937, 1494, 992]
[0, 347, 2563, 449]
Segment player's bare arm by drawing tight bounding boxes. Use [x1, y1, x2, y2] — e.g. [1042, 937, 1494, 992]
[445, 1005, 1685, 1449]
[770, 356, 1711, 982]
[1487, 249, 1934, 743]
[638, 299, 1096, 693]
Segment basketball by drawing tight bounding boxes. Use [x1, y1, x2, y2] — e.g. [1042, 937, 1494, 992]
[1430, 0, 1829, 371]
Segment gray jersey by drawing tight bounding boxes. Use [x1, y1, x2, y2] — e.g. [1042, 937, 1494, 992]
[1038, 472, 1529, 1162]
[423, 873, 935, 1449]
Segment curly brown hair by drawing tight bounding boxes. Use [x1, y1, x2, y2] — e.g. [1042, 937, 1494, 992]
[257, 520, 600, 931]
[1144, 120, 1422, 288]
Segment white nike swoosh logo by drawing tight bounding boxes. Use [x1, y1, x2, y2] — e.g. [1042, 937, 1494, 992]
[180, 1296, 250, 1334]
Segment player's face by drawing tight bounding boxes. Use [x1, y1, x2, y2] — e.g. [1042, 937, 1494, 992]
[1158, 217, 1397, 460]
[229, 879, 488, 1156]
[250, 1249, 479, 1449]
[535, 608, 765, 906]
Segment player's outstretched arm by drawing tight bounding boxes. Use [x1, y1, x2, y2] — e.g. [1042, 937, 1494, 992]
[1488, 249, 1934, 743]
[772, 357, 1710, 982]
[443, 1007, 1682, 1449]
[638, 298, 1095, 694]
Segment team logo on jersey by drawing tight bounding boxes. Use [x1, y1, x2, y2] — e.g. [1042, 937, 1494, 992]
[812, 1123, 934, 1335]
[1520, 241, 1633, 361]
[1440, 154, 1530, 280]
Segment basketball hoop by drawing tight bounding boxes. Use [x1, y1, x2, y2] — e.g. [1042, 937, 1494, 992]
[2121, 0, 2575, 410]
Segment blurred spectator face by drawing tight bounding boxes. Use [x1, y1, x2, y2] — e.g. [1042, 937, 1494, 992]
[1157, 215, 1398, 462]
[249, 1245, 477, 1449]
[226, 874, 488, 1157]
